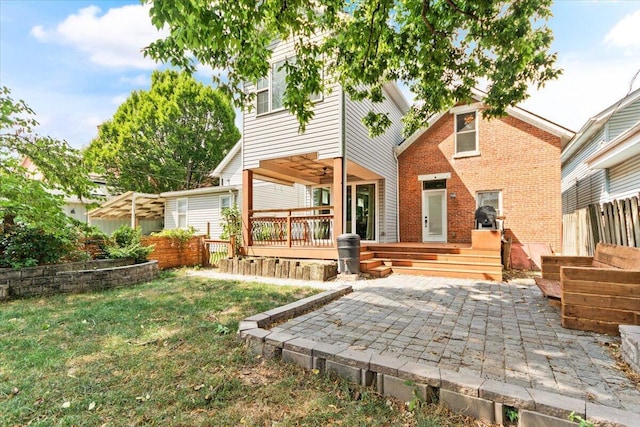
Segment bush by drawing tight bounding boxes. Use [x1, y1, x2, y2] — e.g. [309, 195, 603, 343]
[104, 225, 153, 263]
[153, 226, 196, 248]
[0, 224, 80, 268]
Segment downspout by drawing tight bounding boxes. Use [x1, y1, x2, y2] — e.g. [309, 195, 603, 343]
[394, 150, 400, 243]
[340, 85, 347, 236]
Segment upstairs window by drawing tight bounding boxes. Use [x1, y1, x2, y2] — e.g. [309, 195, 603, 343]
[455, 111, 478, 156]
[256, 56, 322, 115]
[220, 194, 231, 214]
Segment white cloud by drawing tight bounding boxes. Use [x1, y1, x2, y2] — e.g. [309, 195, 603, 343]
[31, 4, 167, 70]
[523, 55, 640, 131]
[119, 74, 150, 86]
[605, 9, 640, 52]
[111, 94, 129, 106]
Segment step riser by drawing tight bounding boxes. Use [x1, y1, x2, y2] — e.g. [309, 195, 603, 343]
[364, 246, 465, 255]
[391, 267, 502, 281]
[387, 260, 502, 273]
[370, 252, 500, 263]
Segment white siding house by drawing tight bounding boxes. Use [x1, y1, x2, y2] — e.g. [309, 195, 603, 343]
[240, 37, 409, 258]
[561, 88, 640, 214]
[162, 142, 306, 239]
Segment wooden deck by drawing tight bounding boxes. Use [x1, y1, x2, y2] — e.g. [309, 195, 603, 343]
[359, 238, 503, 282]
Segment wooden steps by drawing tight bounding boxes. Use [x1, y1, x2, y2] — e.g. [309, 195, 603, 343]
[359, 243, 503, 281]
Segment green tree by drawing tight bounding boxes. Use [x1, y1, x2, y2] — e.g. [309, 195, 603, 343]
[144, 0, 560, 137]
[0, 86, 94, 230]
[84, 70, 241, 194]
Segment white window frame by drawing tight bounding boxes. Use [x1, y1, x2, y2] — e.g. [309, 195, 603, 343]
[256, 56, 323, 115]
[177, 198, 188, 229]
[476, 190, 502, 216]
[219, 194, 232, 215]
[454, 108, 480, 158]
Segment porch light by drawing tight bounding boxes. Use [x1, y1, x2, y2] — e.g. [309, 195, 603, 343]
[450, 193, 456, 199]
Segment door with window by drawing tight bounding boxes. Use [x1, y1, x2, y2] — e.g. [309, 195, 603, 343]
[422, 180, 447, 242]
[312, 183, 377, 242]
[347, 183, 376, 241]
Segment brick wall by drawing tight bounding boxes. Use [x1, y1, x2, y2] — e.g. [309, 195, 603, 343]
[0, 260, 159, 300]
[398, 112, 562, 252]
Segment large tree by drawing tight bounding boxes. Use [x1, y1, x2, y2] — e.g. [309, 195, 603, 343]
[144, 0, 560, 137]
[84, 70, 241, 194]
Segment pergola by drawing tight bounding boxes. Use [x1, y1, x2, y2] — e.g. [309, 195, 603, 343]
[88, 191, 165, 228]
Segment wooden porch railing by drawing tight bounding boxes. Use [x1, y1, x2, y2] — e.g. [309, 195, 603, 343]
[250, 206, 334, 247]
[203, 238, 234, 266]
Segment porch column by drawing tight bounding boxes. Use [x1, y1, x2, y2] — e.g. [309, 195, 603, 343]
[333, 157, 344, 245]
[242, 169, 253, 248]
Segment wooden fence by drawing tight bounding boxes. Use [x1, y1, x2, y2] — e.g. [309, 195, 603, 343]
[562, 194, 640, 256]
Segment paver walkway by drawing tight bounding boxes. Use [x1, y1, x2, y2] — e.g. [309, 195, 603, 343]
[262, 274, 640, 414]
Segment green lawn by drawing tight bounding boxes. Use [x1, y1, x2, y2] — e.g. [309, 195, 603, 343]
[0, 270, 475, 426]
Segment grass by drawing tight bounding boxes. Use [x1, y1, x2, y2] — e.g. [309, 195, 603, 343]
[0, 270, 482, 426]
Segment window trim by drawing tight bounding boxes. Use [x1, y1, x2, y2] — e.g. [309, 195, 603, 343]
[476, 190, 502, 216]
[177, 198, 188, 229]
[219, 194, 232, 215]
[454, 110, 480, 158]
[256, 56, 323, 116]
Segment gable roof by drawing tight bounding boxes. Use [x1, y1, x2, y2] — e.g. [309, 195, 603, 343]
[561, 87, 640, 163]
[211, 141, 241, 178]
[394, 88, 575, 157]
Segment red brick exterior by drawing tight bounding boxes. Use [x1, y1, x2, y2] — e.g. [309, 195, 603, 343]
[398, 111, 562, 252]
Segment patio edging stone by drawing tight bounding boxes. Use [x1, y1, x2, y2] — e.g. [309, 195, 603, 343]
[237, 285, 639, 427]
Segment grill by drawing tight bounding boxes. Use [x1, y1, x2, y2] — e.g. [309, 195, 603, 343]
[475, 205, 498, 229]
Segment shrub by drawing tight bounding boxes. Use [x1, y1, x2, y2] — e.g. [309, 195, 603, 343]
[153, 226, 196, 248]
[104, 225, 153, 263]
[0, 223, 80, 268]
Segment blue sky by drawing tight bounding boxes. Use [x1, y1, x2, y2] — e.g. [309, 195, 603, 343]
[1, 1, 640, 149]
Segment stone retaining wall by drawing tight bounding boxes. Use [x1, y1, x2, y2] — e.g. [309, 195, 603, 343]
[0, 260, 158, 300]
[620, 325, 640, 376]
[218, 257, 338, 282]
[238, 288, 638, 427]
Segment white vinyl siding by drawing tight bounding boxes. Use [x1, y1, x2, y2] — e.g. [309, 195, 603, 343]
[218, 148, 243, 186]
[609, 155, 640, 200]
[243, 38, 341, 170]
[344, 86, 404, 242]
[562, 97, 640, 214]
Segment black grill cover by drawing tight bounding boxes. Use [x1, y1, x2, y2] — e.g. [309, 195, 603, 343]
[475, 206, 497, 228]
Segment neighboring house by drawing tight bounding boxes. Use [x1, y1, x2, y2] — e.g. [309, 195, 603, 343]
[394, 90, 574, 257]
[163, 141, 306, 239]
[20, 157, 114, 225]
[241, 37, 409, 258]
[560, 88, 640, 254]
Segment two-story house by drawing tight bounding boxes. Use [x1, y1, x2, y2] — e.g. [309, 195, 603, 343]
[241, 37, 408, 259]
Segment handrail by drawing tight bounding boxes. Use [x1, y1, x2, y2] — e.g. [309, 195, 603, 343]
[250, 206, 334, 214]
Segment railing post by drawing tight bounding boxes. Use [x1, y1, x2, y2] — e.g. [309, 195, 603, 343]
[286, 210, 292, 248]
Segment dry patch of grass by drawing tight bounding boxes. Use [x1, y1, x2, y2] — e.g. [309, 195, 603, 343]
[0, 270, 487, 426]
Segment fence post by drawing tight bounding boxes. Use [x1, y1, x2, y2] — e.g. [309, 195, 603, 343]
[286, 211, 292, 248]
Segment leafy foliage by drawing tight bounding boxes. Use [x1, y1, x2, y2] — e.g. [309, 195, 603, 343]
[0, 224, 85, 268]
[220, 204, 242, 240]
[144, 0, 560, 136]
[104, 226, 154, 263]
[153, 226, 196, 245]
[84, 70, 240, 193]
[0, 87, 98, 268]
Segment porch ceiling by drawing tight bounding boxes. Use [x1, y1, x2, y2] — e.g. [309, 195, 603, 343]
[255, 153, 382, 186]
[88, 191, 165, 220]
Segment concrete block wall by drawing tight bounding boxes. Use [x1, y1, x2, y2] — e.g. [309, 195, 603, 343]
[238, 287, 639, 427]
[620, 325, 640, 375]
[0, 260, 158, 300]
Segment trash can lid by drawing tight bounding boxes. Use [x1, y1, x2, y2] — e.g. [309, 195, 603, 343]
[337, 233, 361, 242]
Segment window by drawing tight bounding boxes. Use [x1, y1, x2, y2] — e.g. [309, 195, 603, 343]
[312, 187, 331, 214]
[177, 198, 188, 229]
[256, 56, 322, 114]
[455, 111, 478, 155]
[220, 194, 231, 214]
[477, 191, 501, 215]
[256, 77, 269, 115]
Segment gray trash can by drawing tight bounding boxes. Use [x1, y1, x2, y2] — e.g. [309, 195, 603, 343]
[337, 233, 361, 274]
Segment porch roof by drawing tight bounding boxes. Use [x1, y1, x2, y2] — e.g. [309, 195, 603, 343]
[88, 191, 165, 220]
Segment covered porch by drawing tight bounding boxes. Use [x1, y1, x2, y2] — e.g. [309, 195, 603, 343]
[242, 152, 383, 259]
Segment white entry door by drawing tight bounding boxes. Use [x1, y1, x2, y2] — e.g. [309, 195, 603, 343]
[422, 189, 447, 242]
